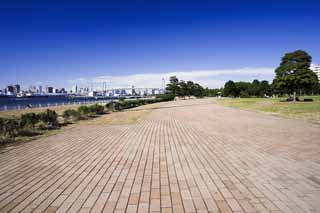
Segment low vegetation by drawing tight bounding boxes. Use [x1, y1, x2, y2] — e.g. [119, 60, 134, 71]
[0, 96, 175, 145]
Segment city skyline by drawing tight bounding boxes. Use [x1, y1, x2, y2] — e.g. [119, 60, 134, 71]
[1, 0, 320, 88]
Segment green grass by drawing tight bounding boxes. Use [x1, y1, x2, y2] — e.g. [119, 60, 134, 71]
[216, 96, 320, 124]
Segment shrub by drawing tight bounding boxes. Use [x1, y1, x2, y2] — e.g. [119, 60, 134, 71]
[304, 98, 313, 102]
[106, 102, 116, 112]
[0, 118, 4, 135]
[62, 109, 80, 123]
[78, 105, 90, 118]
[20, 113, 39, 129]
[113, 101, 123, 111]
[18, 128, 39, 137]
[240, 91, 250, 98]
[3, 119, 20, 137]
[38, 109, 59, 129]
[156, 94, 175, 102]
[88, 104, 105, 115]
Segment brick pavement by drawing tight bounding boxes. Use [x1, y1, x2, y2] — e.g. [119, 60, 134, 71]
[0, 99, 320, 212]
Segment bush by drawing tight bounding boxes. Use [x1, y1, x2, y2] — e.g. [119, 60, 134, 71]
[240, 91, 250, 98]
[18, 128, 39, 137]
[88, 104, 105, 115]
[0, 118, 4, 135]
[113, 101, 124, 111]
[78, 105, 90, 118]
[304, 98, 313, 102]
[106, 102, 116, 112]
[3, 119, 20, 137]
[63, 109, 80, 123]
[38, 109, 59, 129]
[156, 94, 175, 102]
[21, 113, 39, 129]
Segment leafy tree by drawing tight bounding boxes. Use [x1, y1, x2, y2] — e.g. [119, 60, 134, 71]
[177, 81, 188, 97]
[192, 83, 205, 97]
[186, 81, 195, 97]
[248, 79, 260, 96]
[273, 50, 318, 100]
[166, 76, 179, 96]
[260, 80, 272, 97]
[235, 82, 250, 97]
[224, 80, 238, 97]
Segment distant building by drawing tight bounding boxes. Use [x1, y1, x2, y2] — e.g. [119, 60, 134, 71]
[46, 86, 54, 94]
[14, 84, 21, 94]
[72, 85, 78, 93]
[311, 64, 320, 80]
[38, 85, 43, 93]
[59, 88, 66, 93]
[29, 85, 37, 93]
[6, 84, 20, 95]
[6, 85, 14, 94]
[88, 91, 98, 97]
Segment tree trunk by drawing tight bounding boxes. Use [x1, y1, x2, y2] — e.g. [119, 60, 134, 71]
[293, 91, 296, 102]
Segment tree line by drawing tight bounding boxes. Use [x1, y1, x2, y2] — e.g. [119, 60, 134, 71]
[165, 76, 206, 98]
[212, 50, 319, 98]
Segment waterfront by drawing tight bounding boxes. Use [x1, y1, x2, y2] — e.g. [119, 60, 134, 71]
[0, 96, 114, 111]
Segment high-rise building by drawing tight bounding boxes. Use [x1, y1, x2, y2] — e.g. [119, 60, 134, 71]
[46, 86, 53, 94]
[14, 84, 20, 94]
[311, 64, 320, 80]
[72, 85, 78, 93]
[6, 84, 20, 94]
[38, 85, 43, 93]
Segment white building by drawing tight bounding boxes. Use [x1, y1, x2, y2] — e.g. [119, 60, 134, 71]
[72, 85, 78, 93]
[311, 64, 320, 80]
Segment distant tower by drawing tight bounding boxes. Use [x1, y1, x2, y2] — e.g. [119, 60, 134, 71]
[162, 78, 166, 93]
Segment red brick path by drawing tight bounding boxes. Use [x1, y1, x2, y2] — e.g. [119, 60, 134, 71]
[0, 99, 320, 212]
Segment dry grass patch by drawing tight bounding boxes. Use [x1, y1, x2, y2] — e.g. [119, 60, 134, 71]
[0, 105, 80, 119]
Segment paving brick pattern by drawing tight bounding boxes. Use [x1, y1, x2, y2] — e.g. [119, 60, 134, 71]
[0, 99, 320, 212]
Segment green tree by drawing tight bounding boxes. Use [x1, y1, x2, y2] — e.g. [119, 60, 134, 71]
[260, 80, 272, 97]
[166, 76, 179, 96]
[224, 80, 238, 97]
[273, 50, 318, 100]
[248, 79, 260, 96]
[177, 81, 188, 97]
[186, 81, 195, 97]
[192, 83, 205, 98]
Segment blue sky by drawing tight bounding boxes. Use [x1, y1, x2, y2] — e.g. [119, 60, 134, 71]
[1, 0, 319, 89]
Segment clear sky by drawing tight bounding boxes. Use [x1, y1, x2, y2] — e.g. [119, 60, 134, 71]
[1, 0, 319, 89]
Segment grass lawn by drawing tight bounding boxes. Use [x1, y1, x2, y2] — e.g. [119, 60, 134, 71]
[216, 96, 320, 124]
